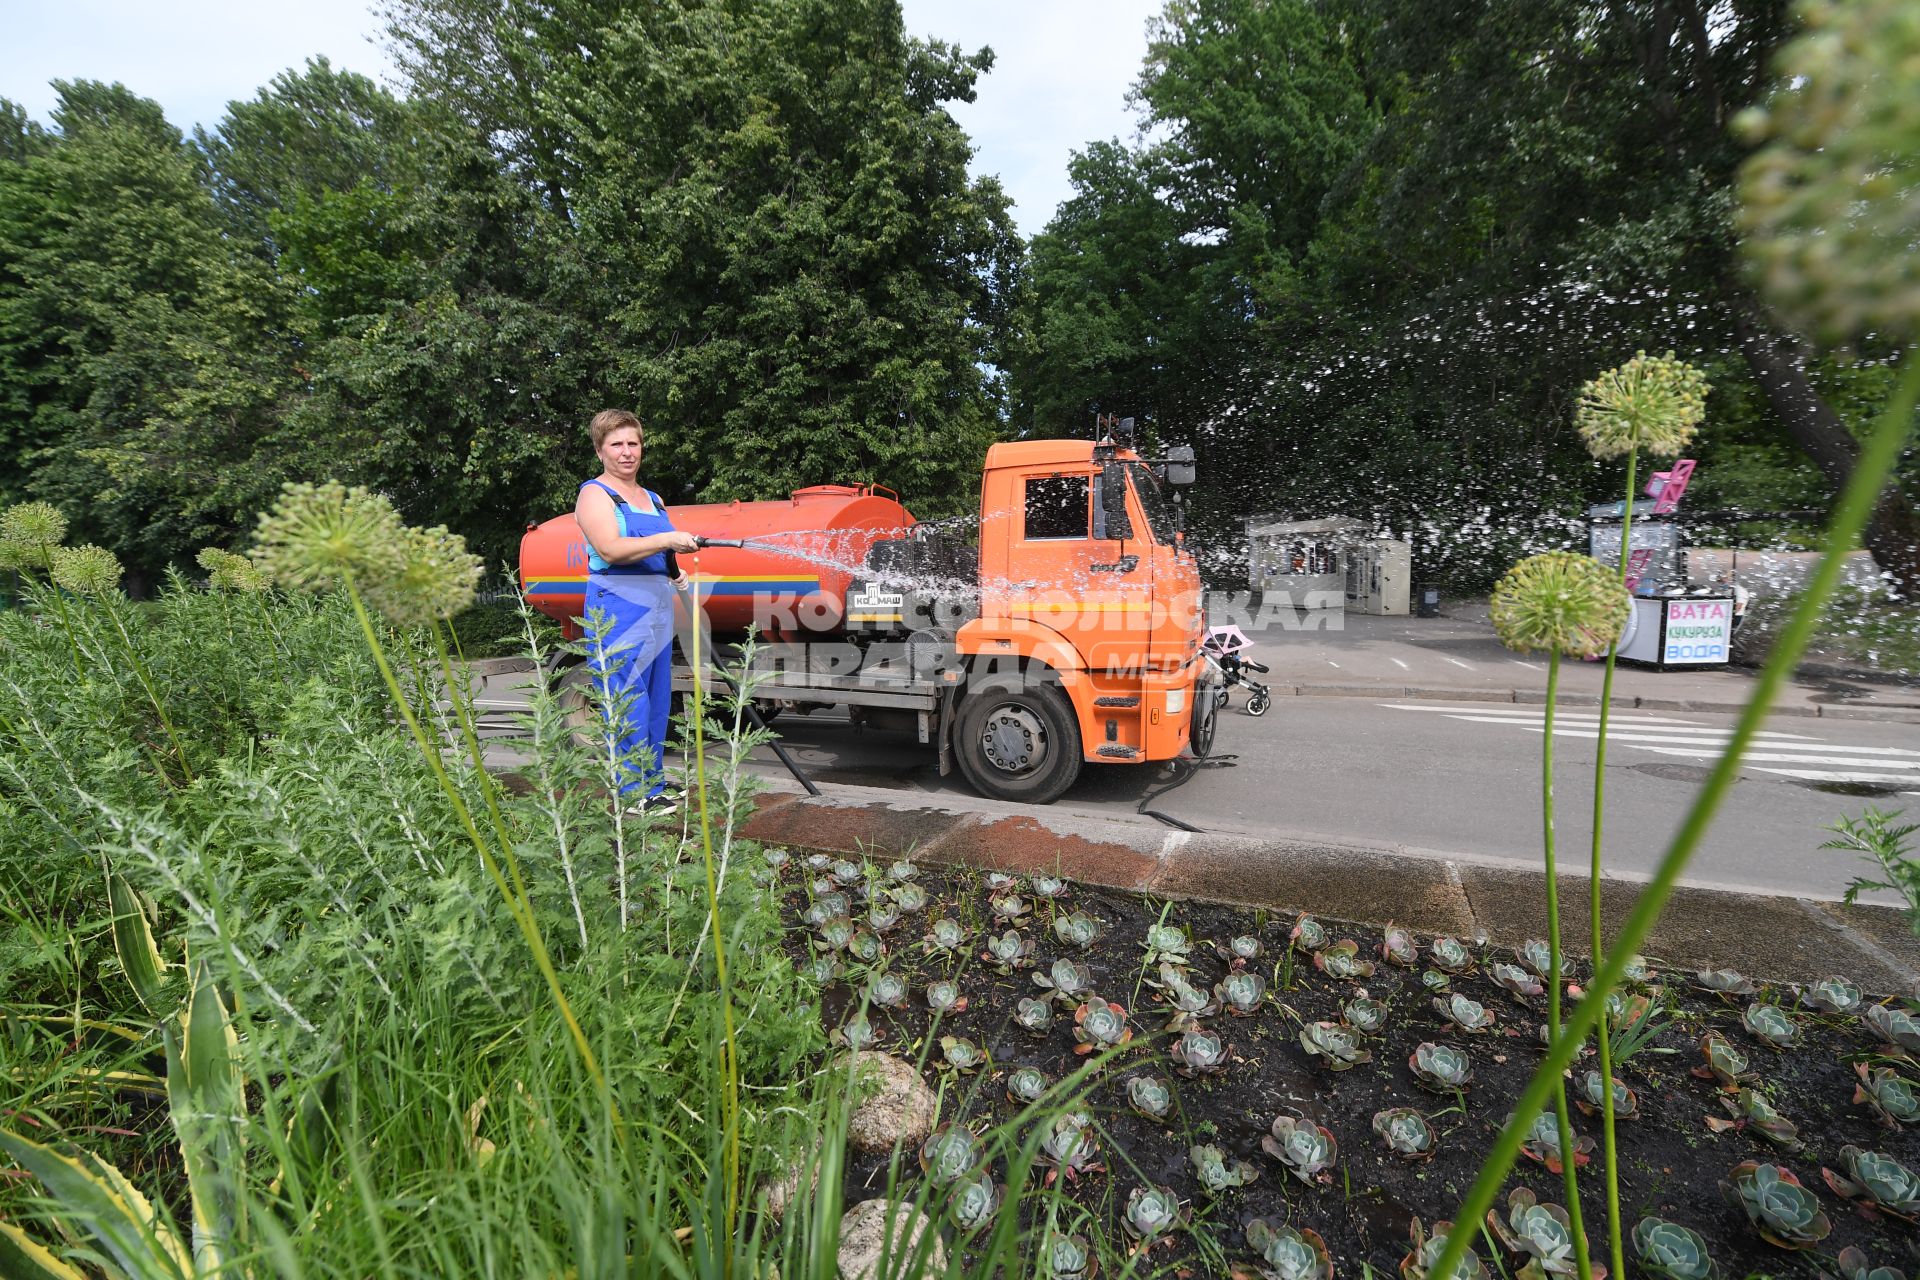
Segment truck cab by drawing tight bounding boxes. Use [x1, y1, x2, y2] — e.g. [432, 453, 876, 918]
[949, 437, 1209, 802]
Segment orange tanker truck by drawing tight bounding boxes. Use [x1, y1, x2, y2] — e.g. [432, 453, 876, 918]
[518, 425, 1215, 804]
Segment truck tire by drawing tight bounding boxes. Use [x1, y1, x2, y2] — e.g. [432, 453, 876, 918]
[954, 676, 1083, 805]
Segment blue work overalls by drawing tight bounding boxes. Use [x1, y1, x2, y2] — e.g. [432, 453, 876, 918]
[581, 479, 678, 799]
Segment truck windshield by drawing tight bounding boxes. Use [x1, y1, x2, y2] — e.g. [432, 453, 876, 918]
[1127, 463, 1177, 545]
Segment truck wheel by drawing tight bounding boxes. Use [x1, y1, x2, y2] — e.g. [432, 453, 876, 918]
[955, 677, 1083, 805]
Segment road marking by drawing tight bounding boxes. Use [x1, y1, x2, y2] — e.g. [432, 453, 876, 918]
[1509, 659, 1541, 671]
[1385, 702, 1920, 785]
[1444, 657, 1475, 669]
[1389, 657, 1410, 670]
[1328, 660, 1342, 669]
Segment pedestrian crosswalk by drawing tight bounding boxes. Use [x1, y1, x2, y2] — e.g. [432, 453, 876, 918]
[1382, 703, 1920, 791]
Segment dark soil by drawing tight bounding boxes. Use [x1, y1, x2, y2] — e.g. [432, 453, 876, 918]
[778, 861, 1920, 1278]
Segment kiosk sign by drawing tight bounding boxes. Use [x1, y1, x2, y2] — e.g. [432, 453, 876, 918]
[1663, 598, 1731, 664]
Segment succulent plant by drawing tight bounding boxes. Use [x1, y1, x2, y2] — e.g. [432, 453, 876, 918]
[847, 929, 883, 963]
[1800, 975, 1861, 1015]
[763, 848, 791, 871]
[1741, 1002, 1799, 1049]
[1422, 969, 1451, 991]
[1216, 971, 1267, 1016]
[1694, 968, 1757, 998]
[1410, 1042, 1473, 1091]
[1433, 993, 1495, 1033]
[1033, 957, 1095, 1005]
[947, 1171, 1002, 1232]
[1832, 1249, 1906, 1280]
[1620, 954, 1656, 984]
[1823, 1146, 1920, 1221]
[805, 893, 851, 926]
[1123, 1184, 1187, 1245]
[815, 916, 855, 951]
[1216, 934, 1264, 966]
[1005, 1065, 1049, 1104]
[1402, 1219, 1489, 1280]
[1314, 939, 1377, 980]
[885, 858, 918, 881]
[1030, 874, 1069, 899]
[888, 882, 929, 913]
[1291, 913, 1330, 953]
[806, 954, 844, 985]
[1490, 962, 1545, 999]
[1014, 996, 1054, 1035]
[1373, 1107, 1437, 1159]
[865, 972, 909, 1009]
[1127, 1074, 1175, 1120]
[1720, 1161, 1831, 1250]
[808, 876, 837, 899]
[1343, 995, 1389, 1035]
[939, 1035, 985, 1072]
[981, 928, 1035, 972]
[1631, 1218, 1713, 1280]
[1052, 910, 1103, 949]
[1142, 923, 1192, 966]
[1854, 1063, 1920, 1128]
[923, 916, 968, 955]
[1516, 939, 1555, 980]
[1072, 997, 1133, 1054]
[1037, 1112, 1102, 1182]
[1706, 1088, 1801, 1150]
[1042, 1231, 1097, 1280]
[1171, 1025, 1231, 1077]
[988, 892, 1030, 923]
[831, 1013, 879, 1049]
[1519, 1111, 1595, 1174]
[1428, 936, 1475, 974]
[1693, 1032, 1754, 1090]
[985, 870, 1020, 893]
[918, 1124, 982, 1185]
[1866, 1002, 1920, 1056]
[1189, 1143, 1260, 1194]
[866, 901, 902, 933]
[1248, 1220, 1334, 1280]
[1380, 924, 1420, 968]
[1151, 962, 1219, 1023]
[1300, 1021, 1372, 1071]
[1262, 1113, 1338, 1184]
[1486, 1186, 1591, 1277]
[804, 853, 832, 873]
[1574, 1071, 1639, 1120]
[925, 978, 966, 1014]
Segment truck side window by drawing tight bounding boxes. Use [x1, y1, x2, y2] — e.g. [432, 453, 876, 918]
[1095, 465, 1134, 541]
[1024, 475, 1090, 540]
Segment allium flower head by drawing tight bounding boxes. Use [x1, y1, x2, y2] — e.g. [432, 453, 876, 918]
[362, 523, 484, 626]
[252, 482, 406, 592]
[50, 544, 124, 597]
[197, 547, 269, 594]
[1735, 0, 1920, 340]
[1575, 352, 1709, 460]
[1, 501, 69, 550]
[1491, 552, 1632, 658]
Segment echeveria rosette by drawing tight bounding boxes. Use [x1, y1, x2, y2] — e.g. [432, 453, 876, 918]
[1575, 352, 1709, 461]
[1719, 1161, 1830, 1250]
[1071, 996, 1132, 1055]
[1574, 1071, 1639, 1121]
[1188, 1143, 1260, 1195]
[1822, 1146, 1920, 1221]
[938, 1035, 985, 1072]
[1490, 552, 1633, 659]
[1854, 1063, 1920, 1128]
[947, 1172, 1002, 1233]
[1486, 1187, 1601, 1279]
[924, 978, 965, 1014]
[1800, 975, 1861, 1014]
[49, 545, 124, 598]
[1343, 995, 1389, 1036]
[1314, 939, 1376, 980]
[1402, 1219, 1489, 1280]
[1835, 1247, 1906, 1280]
[1707, 1088, 1801, 1150]
[1735, 0, 1920, 341]
[1380, 924, 1420, 968]
[1261, 1113, 1338, 1185]
[1693, 1033, 1755, 1090]
[1014, 996, 1054, 1035]
[1005, 1066, 1048, 1105]
[1248, 1219, 1334, 1280]
[1373, 1107, 1437, 1160]
[1410, 1042, 1473, 1092]
[1215, 970, 1267, 1016]
[1300, 1021, 1371, 1071]
[1171, 1025, 1230, 1077]
[1053, 911, 1103, 949]
[1037, 1113, 1103, 1183]
[1865, 1002, 1920, 1055]
[1127, 1074, 1175, 1121]
[1741, 1001, 1800, 1049]
[1043, 1230, 1097, 1280]
[918, 1124, 982, 1186]
[1518, 1110, 1596, 1175]
[1122, 1184, 1187, 1247]
[1630, 1218, 1713, 1280]
[1034, 957, 1094, 1006]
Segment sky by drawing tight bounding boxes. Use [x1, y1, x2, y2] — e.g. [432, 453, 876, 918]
[0, 0, 1163, 238]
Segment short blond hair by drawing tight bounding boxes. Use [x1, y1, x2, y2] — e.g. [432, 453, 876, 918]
[589, 408, 643, 448]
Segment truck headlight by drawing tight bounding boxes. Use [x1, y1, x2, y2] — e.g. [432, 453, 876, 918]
[1165, 688, 1186, 716]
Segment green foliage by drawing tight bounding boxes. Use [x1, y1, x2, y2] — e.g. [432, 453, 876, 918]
[1825, 807, 1920, 933]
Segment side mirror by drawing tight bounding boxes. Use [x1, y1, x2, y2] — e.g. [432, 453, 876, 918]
[1165, 445, 1196, 487]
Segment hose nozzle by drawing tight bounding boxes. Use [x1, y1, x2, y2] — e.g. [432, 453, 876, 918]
[695, 537, 746, 549]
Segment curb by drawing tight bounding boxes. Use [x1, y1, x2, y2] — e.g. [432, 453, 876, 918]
[739, 784, 1920, 993]
[1265, 680, 1920, 723]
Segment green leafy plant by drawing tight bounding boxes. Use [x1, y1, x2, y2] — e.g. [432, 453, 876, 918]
[1825, 808, 1920, 934]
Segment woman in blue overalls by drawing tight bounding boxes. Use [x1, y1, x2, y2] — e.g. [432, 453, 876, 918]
[574, 409, 701, 809]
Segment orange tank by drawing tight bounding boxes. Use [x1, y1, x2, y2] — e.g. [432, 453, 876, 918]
[519, 483, 915, 638]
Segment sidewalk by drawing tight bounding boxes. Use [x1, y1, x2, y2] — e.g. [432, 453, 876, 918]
[1216, 598, 1920, 723]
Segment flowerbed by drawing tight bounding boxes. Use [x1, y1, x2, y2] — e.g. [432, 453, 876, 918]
[779, 854, 1920, 1277]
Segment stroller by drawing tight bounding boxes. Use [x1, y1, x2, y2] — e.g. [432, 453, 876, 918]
[1203, 625, 1271, 717]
